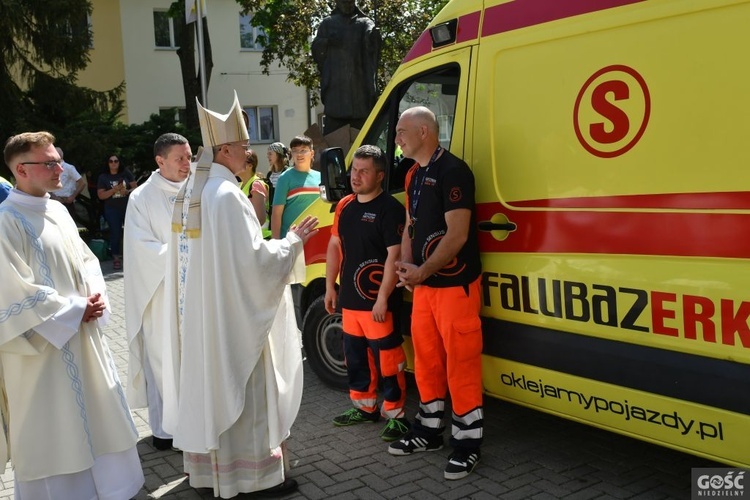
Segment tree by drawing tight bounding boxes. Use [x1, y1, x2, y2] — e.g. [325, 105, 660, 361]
[0, 0, 123, 179]
[108, 112, 201, 180]
[235, 0, 449, 107]
[167, 1, 214, 130]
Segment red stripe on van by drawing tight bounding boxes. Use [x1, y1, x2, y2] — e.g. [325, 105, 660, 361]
[511, 191, 750, 210]
[476, 202, 750, 259]
[403, 0, 644, 63]
[403, 30, 434, 63]
[481, 0, 646, 38]
[304, 226, 330, 266]
[457, 11, 481, 43]
[403, 12, 482, 63]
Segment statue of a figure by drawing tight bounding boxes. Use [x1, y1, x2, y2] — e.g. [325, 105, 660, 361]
[312, 0, 381, 134]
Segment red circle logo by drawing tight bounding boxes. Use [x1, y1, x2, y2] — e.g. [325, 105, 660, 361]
[424, 235, 465, 277]
[354, 262, 383, 300]
[573, 65, 651, 158]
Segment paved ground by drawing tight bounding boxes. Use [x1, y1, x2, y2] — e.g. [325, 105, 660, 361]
[0, 263, 721, 499]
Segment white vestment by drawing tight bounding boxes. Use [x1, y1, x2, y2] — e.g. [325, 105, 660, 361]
[162, 163, 305, 498]
[0, 190, 143, 499]
[124, 171, 183, 439]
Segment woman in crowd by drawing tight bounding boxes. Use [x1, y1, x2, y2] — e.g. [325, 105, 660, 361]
[266, 142, 289, 191]
[238, 149, 269, 231]
[97, 154, 136, 270]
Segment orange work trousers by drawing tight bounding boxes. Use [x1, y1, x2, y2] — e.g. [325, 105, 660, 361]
[342, 309, 407, 418]
[410, 278, 484, 449]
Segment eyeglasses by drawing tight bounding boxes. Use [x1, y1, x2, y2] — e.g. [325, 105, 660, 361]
[108, 158, 120, 163]
[19, 160, 62, 170]
[291, 148, 311, 156]
[225, 142, 251, 151]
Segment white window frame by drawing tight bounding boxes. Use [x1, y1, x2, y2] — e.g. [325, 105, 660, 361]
[154, 10, 179, 49]
[244, 106, 278, 143]
[239, 13, 265, 51]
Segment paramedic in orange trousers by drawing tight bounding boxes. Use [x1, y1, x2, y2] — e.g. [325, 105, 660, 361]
[390, 106, 484, 480]
[324, 145, 409, 442]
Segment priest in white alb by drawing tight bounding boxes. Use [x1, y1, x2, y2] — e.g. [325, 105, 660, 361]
[162, 92, 318, 498]
[0, 131, 144, 499]
[124, 132, 192, 451]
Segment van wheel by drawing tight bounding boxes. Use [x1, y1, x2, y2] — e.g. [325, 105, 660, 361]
[302, 296, 348, 390]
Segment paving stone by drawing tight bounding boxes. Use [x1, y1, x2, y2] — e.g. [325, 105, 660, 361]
[0, 263, 716, 499]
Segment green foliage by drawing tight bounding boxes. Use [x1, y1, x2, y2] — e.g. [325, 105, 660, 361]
[235, 0, 449, 106]
[0, 0, 125, 179]
[93, 113, 202, 182]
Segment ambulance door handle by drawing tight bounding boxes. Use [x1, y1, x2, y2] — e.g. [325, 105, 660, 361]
[478, 213, 516, 241]
[478, 221, 517, 231]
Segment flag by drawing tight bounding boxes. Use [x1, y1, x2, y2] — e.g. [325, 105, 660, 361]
[185, 0, 207, 24]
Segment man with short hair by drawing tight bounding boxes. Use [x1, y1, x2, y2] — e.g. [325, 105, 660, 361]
[0, 131, 144, 499]
[325, 145, 409, 442]
[124, 132, 192, 451]
[162, 93, 319, 498]
[271, 135, 321, 238]
[390, 106, 484, 480]
[50, 146, 86, 220]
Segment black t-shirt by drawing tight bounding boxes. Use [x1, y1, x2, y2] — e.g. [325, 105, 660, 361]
[98, 170, 135, 210]
[405, 150, 481, 287]
[333, 191, 405, 311]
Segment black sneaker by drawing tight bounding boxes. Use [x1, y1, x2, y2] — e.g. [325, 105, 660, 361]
[332, 407, 380, 426]
[379, 418, 410, 442]
[387, 431, 443, 455]
[444, 449, 481, 480]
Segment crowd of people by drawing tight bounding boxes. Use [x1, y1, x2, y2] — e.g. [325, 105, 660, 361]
[0, 95, 482, 498]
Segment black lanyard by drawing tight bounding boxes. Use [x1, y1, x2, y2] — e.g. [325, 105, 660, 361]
[408, 146, 442, 238]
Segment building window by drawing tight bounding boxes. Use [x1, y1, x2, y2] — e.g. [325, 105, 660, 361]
[154, 10, 181, 49]
[159, 107, 187, 125]
[65, 12, 93, 48]
[244, 106, 277, 142]
[85, 13, 94, 48]
[239, 13, 265, 51]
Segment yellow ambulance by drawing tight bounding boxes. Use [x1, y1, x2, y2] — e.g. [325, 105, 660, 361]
[295, 0, 750, 467]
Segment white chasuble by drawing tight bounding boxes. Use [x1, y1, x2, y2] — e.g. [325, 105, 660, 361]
[162, 164, 304, 496]
[124, 171, 183, 411]
[0, 191, 142, 494]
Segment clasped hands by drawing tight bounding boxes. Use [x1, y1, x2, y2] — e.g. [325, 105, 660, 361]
[395, 261, 424, 292]
[83, 293, 105, 322]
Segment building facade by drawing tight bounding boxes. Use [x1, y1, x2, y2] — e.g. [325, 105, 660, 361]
[78, 0, 314, 148]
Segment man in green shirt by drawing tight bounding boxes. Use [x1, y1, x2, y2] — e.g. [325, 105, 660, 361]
[271, 135, 321, 238]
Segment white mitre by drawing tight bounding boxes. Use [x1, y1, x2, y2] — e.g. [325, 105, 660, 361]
[196, 91, 249, 147]
[172, 91, 250, 237]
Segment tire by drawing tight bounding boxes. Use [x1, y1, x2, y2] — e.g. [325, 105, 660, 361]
[302, 296, 348, 390]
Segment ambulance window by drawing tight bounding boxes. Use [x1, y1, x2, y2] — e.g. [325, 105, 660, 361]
[398, 68, 459, 153]
[360, 65, 459, 193]
[372, 64, 459, 193]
